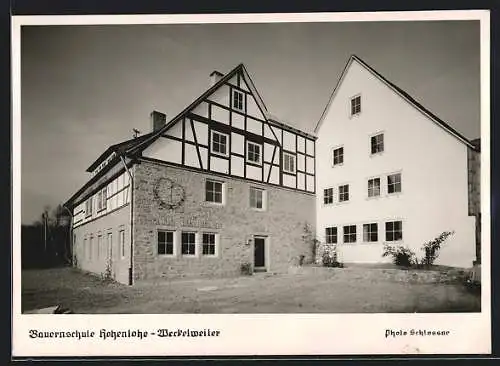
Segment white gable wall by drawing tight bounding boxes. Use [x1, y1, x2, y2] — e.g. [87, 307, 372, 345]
[316, 60, 475, 267]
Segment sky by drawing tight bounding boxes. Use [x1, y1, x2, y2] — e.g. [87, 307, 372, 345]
[20, 19, 481, 224]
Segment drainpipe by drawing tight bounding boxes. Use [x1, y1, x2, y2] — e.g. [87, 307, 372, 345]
[61, 205, 73, 266]
[119, 155, 134, 286]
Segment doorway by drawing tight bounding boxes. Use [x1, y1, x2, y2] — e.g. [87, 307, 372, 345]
[253, 236, 266, 272]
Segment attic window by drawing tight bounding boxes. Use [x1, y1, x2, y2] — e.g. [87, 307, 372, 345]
[350, 95, 361, 116]
[233, 90, 244, 112]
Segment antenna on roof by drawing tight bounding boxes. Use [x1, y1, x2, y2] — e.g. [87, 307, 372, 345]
[132, 128, 141, 139]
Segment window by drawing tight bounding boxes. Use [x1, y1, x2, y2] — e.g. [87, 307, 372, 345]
[202, 233, 216, 256]
[388, 173, 402, 194]
[85, 197, 93, 218]
[371, 133, 384, 154]
[119, 230, 125, 258]
[386, 221, 403, 241]
[323, 188, 333, 205]
[97, 191, 102, 211]
[101, 188, 107, 210]
[97, 234, 102, 259]
[97, 188, 107, 212]
[181, 232, 196, 256]
[158, 230, 174, 255]
[233, 90, 244, 111]
[283, 152, 296, 174]
[247, 141, 262, 164]
[107, 233, 112, 259]
[363, 223, 378, 242]
[368, 178, 381, 198]
[350, 95, 361, 116]
[249, 187, 265, 210]
[89, 236, 94, 259]
[343, 225, 357, 243]
[211, 130, 228, 157]
[205, 179, 224, 204]
[325, 227, 337, 244]
[339, 184, 349, 202]
[333, 147, 344, 166]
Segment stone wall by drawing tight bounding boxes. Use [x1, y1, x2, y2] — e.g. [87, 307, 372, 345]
[132, 160, 316, 280]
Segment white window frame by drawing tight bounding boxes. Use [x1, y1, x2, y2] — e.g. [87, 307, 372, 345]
[232, 89, 245, 112]
[323, 187, 334, 205]
[363, 223, 378, 243]
[119, 230, 125, 258]
[201, 232, 218, 257]
[350, 94, 361, 117]
[181, 231, 197, 256]
[387, 172, 402, 195]
[107, 232, 112, 259]
[332, 146, 344, 166]
[89, 235, 94, 260]
[249, 187, 266, 210]
[385, 221, 403, 242]
[157, 229, 175, 256]
[370, 133, 384, 155]
[205, 179, 225, 205]
[210, 130, 229, 157]
[101, 187, 107, 210]
[343, 225, 357, 243]
[85, 197, 93, 218]
[246, 141, 262, 165]
[283, 152, 296, 174]
[325, 227, 337, 244]
[367, 177, 381, 198]
[338, 184, 349, 202]
[97, 233, 103, 259]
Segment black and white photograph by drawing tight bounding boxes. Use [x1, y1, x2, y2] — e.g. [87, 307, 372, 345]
[12, 10, 491, 356]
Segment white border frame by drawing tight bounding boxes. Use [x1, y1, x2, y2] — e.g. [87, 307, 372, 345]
[11, 10, 491, 357]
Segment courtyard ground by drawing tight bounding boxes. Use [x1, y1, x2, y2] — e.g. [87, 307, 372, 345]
[21, 265, 480, 314]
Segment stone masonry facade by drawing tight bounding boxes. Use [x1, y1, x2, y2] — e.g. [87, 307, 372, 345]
[132, 160, 316, 281]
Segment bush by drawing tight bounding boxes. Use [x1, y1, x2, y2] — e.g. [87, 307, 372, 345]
[383, 230, 455, 268]
[322, 251, 344, 268]
[382, 245, 416, 267]
[302, 223, 319, 264]
[240, 262, 253, 276]
[420, 231, 454, 267]
[299, 255, 305, 266]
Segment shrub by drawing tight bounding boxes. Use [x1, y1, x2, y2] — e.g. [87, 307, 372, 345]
[322, 251, 344, 268]
[240, 262, 253, 276]
[420, 231, 455, 267]
[302, 223, 320, 264]
[299, 255, 305, 266]
[382, 245, 416, 267]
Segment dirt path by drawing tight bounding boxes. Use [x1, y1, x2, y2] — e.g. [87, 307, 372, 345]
[21, 266, 480, 314]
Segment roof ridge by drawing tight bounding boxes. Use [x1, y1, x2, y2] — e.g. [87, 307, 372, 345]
[315, 55, 476, 150]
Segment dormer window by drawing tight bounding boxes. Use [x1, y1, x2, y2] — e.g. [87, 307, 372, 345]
[233, 90, 244, 112]
[350, 95, 361, 116]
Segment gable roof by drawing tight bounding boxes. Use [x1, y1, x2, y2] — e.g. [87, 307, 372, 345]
[314, 55, 477, 150]
[86, 132, 154, 172]
[125, 63, 316, 156]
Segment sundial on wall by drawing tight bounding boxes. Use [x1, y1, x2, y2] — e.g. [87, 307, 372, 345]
[153, 177, 185, 210]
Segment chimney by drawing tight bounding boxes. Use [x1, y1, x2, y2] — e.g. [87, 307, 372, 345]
[210, 70, 224, 86]
[150, 110, 167, 132]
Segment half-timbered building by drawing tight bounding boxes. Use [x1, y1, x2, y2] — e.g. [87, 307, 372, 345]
[66, 64, 317, 284]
